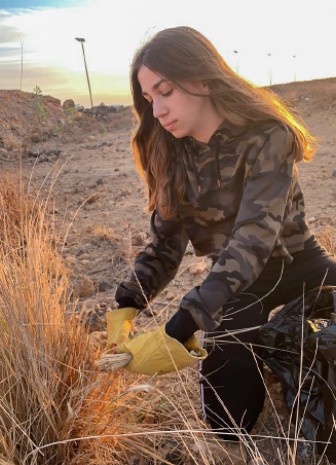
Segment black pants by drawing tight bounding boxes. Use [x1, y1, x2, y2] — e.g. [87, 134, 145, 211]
[200, 237, 336, 440]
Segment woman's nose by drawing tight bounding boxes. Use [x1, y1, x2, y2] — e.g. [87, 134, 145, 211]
[152, 99, 168, 119]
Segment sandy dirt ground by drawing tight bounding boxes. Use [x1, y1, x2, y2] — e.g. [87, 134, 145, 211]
[0, 78, 335, 464]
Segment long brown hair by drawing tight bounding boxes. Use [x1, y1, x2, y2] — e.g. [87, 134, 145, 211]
[130, 26, 318, 218]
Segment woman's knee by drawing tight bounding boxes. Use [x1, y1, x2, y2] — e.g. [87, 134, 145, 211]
[200, 357, 265, 436]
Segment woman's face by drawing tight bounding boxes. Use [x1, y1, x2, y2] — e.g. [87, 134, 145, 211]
[137, 65, 222, 143]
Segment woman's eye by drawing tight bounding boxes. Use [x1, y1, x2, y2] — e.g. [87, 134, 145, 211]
[143, 87, 173, 104]
[162, 89, 173, 97]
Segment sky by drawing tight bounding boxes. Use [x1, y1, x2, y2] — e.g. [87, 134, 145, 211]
[0, 0, 335, 107]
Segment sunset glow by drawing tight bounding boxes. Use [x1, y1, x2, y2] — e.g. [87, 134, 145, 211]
[1, 0, 335, 106]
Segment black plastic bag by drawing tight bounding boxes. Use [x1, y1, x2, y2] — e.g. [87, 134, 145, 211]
[259, 286, 336, 461]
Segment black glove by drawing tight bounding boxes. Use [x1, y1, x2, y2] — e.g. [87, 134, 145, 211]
[165, 308, 199, 343]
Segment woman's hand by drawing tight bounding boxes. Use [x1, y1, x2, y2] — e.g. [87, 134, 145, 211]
[105, 307, 138, 349]
[165, 307, 199, 343]
[116, 325, 207, 375]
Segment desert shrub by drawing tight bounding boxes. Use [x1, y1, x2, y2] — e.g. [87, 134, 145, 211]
[32, 85, 47, 127]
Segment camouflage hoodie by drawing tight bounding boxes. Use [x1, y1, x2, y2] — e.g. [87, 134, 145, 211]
[115, 119, 313, 330]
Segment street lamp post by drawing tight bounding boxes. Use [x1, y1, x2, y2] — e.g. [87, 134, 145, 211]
[233, 50, 239, 74]
[20, 42, 23, 91]
[75, 37, 93, 108]
[267, 52, 272, 86]
[292, 55, 297, 82]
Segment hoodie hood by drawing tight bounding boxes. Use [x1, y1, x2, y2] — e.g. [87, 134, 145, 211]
[183, 119, 253, 194]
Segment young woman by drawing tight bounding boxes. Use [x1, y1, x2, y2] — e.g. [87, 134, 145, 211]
[107, 26, 336, 442]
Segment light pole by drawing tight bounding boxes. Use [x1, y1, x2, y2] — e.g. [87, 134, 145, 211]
[75, 37, 93, 108]
[292, 55, 297, 82]
[267, 52, 272, 86]
[20, 42, 23, 91]
[233, 50, 239, 74]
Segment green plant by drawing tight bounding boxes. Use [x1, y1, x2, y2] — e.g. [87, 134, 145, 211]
[99, 124, 108, 135]
[65, 105, 76, 125]
[32, 85, 47, 126]
[52, 122, 64, 134]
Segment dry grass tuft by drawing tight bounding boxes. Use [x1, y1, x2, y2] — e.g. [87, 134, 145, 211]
[92, 225, 117, 242]
[316, 226, 336, 255]
[2, 173, 335, 465]
[0, 174, 194, 465]
[0, 174, 241, 465]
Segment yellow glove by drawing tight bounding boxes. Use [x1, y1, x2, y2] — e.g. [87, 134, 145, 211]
[116, 325, 207, 375]
[106, 307, 138, 349]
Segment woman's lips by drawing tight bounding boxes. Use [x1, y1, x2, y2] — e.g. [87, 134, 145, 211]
[163, 121, 177, 131]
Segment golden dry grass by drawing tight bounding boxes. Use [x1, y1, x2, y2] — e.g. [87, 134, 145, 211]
[316, 226, 336, 255]
[1, 173, 335, 465]
[0, 175, 190, 465]
[0, 174, 237, 465]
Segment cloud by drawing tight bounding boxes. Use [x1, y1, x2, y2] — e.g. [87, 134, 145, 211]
[0, 62, 68, 90]
[0, 9, 26, 67]
[0, 24, 21, 43]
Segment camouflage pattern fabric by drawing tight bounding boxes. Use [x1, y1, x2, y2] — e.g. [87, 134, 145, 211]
[115, 120, 313, 330]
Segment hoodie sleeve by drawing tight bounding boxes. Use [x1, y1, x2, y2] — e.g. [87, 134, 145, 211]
[115, 209, 189, 309]
[180, 123, 296, 331]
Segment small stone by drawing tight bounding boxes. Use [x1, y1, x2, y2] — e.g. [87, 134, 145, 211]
[73, 275, 96, 298]
[165, 291, 176, 301]
[78, 299, 105, 332]
[65, 256, 76, 267]
[79, 298, 97, 313]
[98, 281, 112, 292]
[308, 217, 317, 223]
[29, 132, 43, 143]
[79, 253, 90, 260]
[38, 154, 48, 163]
[332, 170, 336, 177]
[62, 99, 75, 110]
[28, 147, 40, 158]
[190, 261, 208, 275]
[131, 232, 147, 246]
